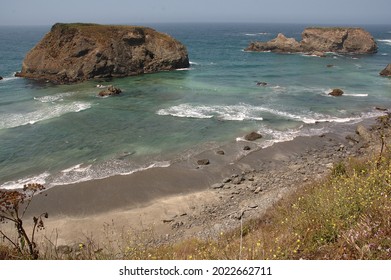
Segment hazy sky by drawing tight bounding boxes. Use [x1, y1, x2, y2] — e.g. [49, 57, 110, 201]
[0, 0, 390, 26]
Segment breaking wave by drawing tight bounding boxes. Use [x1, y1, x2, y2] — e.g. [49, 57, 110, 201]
[0, 102, 92, 130]
[157, 103, 381, 124]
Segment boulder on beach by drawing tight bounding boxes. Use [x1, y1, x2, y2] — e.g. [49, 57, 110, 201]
[16, 23, 190, 84]
[328, 88, 344, 97]
[197, 159, 210, 165]
[244, 132, 262, 141]
[246, 27, 377, 55]
[380, 64, 391, 76]
[98, 85, 122, 97]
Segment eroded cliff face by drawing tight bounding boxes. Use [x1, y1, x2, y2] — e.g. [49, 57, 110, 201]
[246, 27, 377, 55]
[17, 23, 190, 83]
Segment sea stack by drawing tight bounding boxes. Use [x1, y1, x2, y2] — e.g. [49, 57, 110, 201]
[16, 23, 190, 84]
[246, 27, 377, 55]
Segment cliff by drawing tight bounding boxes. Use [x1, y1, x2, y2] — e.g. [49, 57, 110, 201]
[246, 27, 377, 55]
[16, 23, 190, 83]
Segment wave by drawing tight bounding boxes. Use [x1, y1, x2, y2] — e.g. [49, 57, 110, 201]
[0, 102, 92, 130]
[34, 91, 76, 103]
[51, 160, 171, 187]
[189, 61, 199, 65]
[0, 172, 50, 190]
[343, 93, 368, 97]
[378, 39, 391, 45]
[157, 103, 380, 125]
[245, 32, 270, 36]
[157, 104, 264, 121]
[176, 68, 193, 71]
[0, 76, 19, 82]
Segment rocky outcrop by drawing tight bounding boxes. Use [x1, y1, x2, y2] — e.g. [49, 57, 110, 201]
[244, 132, 262, 141]
[380, 64, 391, 76]
[246, 27, 377, 55]
[98, 85, 122, 97]
[329, 88, 344, 97]
[16, 23, 190, 84]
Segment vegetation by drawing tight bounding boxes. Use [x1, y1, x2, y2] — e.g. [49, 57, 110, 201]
[0, 184, 48, 259]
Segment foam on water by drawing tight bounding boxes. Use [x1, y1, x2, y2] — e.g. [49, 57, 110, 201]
[157, 103, 378, 124]
[157, 104, 264, 121]
[0, 102, 92, 129]
[378, 39, 391, 45]
[0, 172, 50, 190]
[50, 160, 171, 187]
[34, 92, 76, 103]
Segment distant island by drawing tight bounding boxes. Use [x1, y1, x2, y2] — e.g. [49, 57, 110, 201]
[16, 23, 190, 84]
[246, 27, 377, 56]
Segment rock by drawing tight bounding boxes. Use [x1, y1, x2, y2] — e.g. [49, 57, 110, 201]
[232, 176, 244, 185]
[375, 106, 387, 111]
[211, 183, 224, 189]
[244, 132, 262, 141]
[216, 150, 225, 155]
[256, 81, 268, 86]
[246, 27, 377, 55]
[326, 64, 334, 68]
[246, 33, 301, 53]
[222, 177, 232, 183]
[163, 218, 175, 223]
[17, 23, 189, 84]
[0, 76, 3, 80]
[380, 64, 391, 76]
[254, 187, 262, 194]
[346, 134, 360, 143]
[328, 88, 344, 96]
[356, 124, 372, 142]
[197, 159, 210, 165]
[243, 145, 251, 151]
[301, 28, 377, 54]
[98, 85, 122, 97]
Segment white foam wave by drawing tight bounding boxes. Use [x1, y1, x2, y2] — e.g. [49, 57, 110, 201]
[0, 172, 50, 190]
[157, 103, 380, 125]
[245, 32, 270, 36]
[0, 102, 92, 129]
[157, 104, 264, 121]
[189, 61, 199, 65]
[0, 76, 19, 82]
[381, 53, 389, 56]
[34, 92, 75, 103]
[378, 39, 391, 45]
[176, 68, 192, 71]
[343, 93, 368, 97]
[52, 160, 171, 186]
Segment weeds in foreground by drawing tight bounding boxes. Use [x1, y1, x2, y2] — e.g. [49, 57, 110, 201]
[0, 184, 48, 259]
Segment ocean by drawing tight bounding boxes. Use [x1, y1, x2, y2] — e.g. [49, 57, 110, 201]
[1, 23, 391, 189]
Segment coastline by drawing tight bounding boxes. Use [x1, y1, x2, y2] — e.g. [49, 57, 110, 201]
[18, 115, 385, 247]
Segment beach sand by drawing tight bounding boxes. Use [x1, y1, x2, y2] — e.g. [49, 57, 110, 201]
[8, 117, 384, 249]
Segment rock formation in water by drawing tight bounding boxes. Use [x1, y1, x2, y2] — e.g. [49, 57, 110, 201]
[380, 64, 391, 76]
[16, 23, 190, 84]
[246, 27, 377, 55]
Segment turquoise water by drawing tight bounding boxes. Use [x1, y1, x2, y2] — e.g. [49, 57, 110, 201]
[1, 23, 391, 189]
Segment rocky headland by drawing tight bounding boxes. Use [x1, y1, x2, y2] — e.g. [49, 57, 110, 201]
[245, 27, 378, 55]
[16, 23, 190, 84]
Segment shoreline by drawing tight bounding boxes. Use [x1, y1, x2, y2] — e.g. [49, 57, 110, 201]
[16, 115, 385, 247]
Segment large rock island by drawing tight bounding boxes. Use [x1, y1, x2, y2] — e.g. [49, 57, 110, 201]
[246, 27, 377, 55]
[16, 23, 190, 83]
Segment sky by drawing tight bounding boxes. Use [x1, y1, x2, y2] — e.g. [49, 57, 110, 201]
[0, 0, 390, 26]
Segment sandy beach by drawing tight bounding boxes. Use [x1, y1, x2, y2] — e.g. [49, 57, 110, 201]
[11, 116, 383, 250]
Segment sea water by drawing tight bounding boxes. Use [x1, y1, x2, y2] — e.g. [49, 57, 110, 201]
[1, 23, 391, 189]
